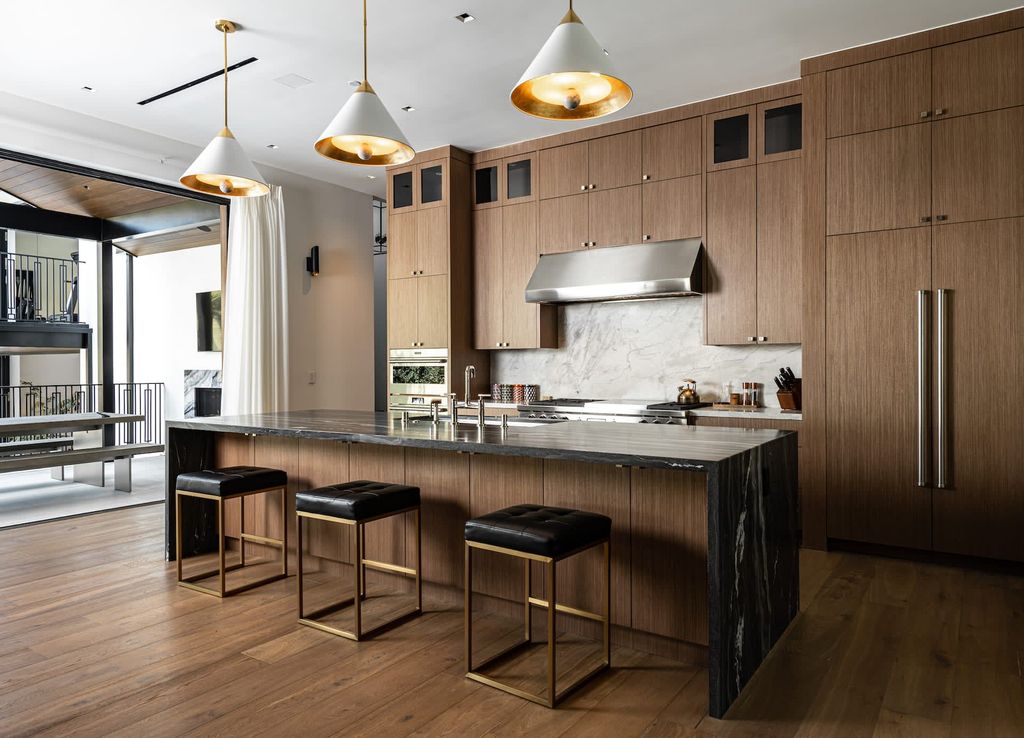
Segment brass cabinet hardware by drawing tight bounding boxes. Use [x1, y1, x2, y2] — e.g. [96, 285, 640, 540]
[935, 214, 948, 221]
[746, 336, 755, 342]
[642, 234, 651, 241]
[642, 174, 650, 181]
[934, 108, 947, 116]
[920, 110, 932, 119]
[580, 184, 587, 191]
[920, 216, 932, 223]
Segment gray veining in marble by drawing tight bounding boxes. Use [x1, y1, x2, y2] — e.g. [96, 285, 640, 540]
[183, 369, 222, 419]
[493, 299, 801, 407]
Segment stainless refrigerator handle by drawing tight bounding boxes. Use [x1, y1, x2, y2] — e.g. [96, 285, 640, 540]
[936, 288, 948, 489]
[916, 290, 929, 488]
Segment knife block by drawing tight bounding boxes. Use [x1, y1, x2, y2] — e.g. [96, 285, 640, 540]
[776, 379, 801, 411]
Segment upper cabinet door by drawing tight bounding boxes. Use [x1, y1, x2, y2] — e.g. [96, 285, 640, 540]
[473, 208, 503, 349]
[933, 106, 1024, 224]
[588, 131, 642, 190]
[417, 160, 447, 209]
[538, 193, 589, 254]
[416, 207, 449, 276]
[705, 167, 757, 345]
[387, 277, 418, 347]
[538, 142, 589, 199]
[389, 166, 416, 212]
[642, 175, 703, 243]
[705, 106, 757, 172]
[501, 201, 541, 348]
[502, 154, 536, 204]
[589, 185, 642, 248]
[416, 275, 449, 349]
[642, 118, 701, 182]
[757, 96, 802, 163]
[826, 50, 931, 137]
[933, 28, 1024, 119]
[473, 161, 501, 210]
[826, 125, 931, 235]
[757, 158, 802, 344]
[388, 211, 418, 279]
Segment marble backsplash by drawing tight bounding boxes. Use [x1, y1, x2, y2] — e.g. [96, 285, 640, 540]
[492, 298, 801, 407]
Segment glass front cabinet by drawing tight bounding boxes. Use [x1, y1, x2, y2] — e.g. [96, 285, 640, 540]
[389, 159, 448, 211]
[472, 154, 536, 209]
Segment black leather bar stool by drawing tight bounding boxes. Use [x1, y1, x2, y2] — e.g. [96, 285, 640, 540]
[464, 504, 612, 708]
[175, 466, 289, 598]
[296, 480, 422, 640]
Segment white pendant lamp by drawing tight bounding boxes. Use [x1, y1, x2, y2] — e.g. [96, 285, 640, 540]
[512, 0, 632, 120]
[314, 0, 415, 165]
[180, 20, 269, 198]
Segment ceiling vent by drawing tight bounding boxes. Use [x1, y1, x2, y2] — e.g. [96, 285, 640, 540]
[137, 57, 259, 105]
[273, 73, 313, 89]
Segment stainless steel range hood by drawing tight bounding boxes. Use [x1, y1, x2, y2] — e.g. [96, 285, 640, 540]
[524, 238, 704, 304]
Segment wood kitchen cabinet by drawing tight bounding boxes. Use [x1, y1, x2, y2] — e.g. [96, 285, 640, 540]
[705, 105, 757, 171]
[387, 275, 448, 349]
[705, 167, 757, 345]
[473, 202, 556, 350]
[826, 50, 931, 137]
[932, 28, 1024, 118]
[538, 185, 642, 253]
[473, 154, 537, 209]
[538, 131, 642, 199]
[756, 158, 802, 344]
[931, 218, 1024, 562]
[387, 207, 448, 279]
[388, 159, 448, 211]
[757, 96, 802, 162]
[641, 175, 703, 243]
[825, 227, 932, 550]
[932, 106, 1024, 223]
[826, 124, 931, 235]
[642, 118, 701, 181]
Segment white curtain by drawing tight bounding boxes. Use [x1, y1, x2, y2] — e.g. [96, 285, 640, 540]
[221, 185, 288, 415]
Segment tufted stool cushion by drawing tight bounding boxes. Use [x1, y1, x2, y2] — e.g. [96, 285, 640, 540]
[176, 466, 287, 496]
[465, 504, 611, 559]
[296, 480, 420, 521]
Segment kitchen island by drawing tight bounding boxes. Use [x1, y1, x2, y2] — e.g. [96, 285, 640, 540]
[165, 410, 798, 718]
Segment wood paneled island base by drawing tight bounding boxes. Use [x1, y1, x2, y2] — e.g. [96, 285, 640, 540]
[166, 410, 799, 718]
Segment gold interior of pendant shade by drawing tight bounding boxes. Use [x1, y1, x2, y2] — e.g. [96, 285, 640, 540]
[512, 73, 631, 121]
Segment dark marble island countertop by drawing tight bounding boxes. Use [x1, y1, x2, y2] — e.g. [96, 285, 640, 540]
[167, 409, 792, 472]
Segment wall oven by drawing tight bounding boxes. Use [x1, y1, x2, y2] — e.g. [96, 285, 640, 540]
[387, 348, 449, 410]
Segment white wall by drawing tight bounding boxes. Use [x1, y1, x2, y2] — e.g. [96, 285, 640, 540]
[0, 92, 375, 412]
[133, 244, 222, 420]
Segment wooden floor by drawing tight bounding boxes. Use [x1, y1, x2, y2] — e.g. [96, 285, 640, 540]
[1, 505, 1022, 737]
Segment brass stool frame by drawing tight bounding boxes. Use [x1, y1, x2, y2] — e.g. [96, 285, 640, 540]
[296, 505, 422, 641]
[175, 485, 289, 598]
[464, 537, 611, 708]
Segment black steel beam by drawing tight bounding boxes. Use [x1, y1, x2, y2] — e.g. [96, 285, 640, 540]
[0, 202, 103, 240]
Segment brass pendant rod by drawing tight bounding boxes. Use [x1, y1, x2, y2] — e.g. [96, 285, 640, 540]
[222, 26, 229, 129]
[362, 0, 368, 82]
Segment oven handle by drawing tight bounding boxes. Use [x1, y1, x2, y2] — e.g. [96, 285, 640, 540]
[388, 359, 448, 365]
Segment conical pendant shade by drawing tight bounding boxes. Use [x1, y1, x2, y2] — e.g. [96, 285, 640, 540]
[314, 81, 415, 165]
[511, 6, 632, 120]
[180, 19, 268, 198]
[181, 128, 270, 197]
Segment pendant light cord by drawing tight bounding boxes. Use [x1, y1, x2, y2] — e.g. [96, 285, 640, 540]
[362, 0, 368, 82]
[222, 25, 229, 129]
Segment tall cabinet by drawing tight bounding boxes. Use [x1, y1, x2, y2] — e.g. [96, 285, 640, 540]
[816, 25, 1024, 560]
[386, 147, 490, 389]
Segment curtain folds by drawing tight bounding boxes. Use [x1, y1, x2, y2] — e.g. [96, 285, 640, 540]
[221, 185, 288, 415]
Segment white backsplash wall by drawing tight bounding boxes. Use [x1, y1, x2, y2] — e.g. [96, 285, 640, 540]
[493, 299, 802, 407]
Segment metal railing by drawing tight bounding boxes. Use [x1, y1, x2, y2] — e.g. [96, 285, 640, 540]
[0, 382, 164, 446]
[1, 252, 80, 323]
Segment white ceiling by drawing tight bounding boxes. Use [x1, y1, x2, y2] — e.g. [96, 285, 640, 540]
[0, 1, 1017, 197]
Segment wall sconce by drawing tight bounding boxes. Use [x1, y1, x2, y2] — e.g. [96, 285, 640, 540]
[305, 245, 320, 276]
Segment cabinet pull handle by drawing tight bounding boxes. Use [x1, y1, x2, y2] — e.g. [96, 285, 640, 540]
[580, 242, 587, 248]
[919, 110, 932, 119]
[757, 336, 767, 342]
[746, 336, 755, 342]
[642, 174, 650, 181]
[934, 108, 947, 116]
[916, 289, 930, 488]
[936, 288, 948, 489]
[642, 235, 651, 241]
[935, 215, 948, 222]
[920, 216, 932, 223]
[580, 185, 587, 191]
[589, 241, 596, 247]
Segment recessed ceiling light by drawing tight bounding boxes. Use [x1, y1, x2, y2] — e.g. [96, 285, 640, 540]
[401, 106, 415, 112]
[266, 144, 279, 149]
[455, 12, 475, 23]
[273, 73, 313, 89]
[603, 48, 610, 56]
[81, 85, 93, 91]
[367, 175, 377, 179]
[348, 80, 361, 87]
